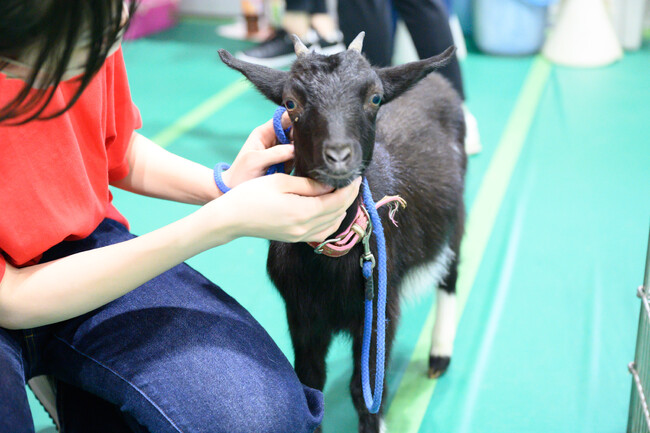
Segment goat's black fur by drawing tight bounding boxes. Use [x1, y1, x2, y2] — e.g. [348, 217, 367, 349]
[219, 42, 466, 433]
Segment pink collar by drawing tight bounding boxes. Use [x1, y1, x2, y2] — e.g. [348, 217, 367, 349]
[308, 195, 407, 257]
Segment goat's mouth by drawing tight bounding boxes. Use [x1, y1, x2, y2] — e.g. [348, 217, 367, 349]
[309, 167, 364, 189]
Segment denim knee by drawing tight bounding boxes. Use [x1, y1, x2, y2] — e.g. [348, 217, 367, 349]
[208, 371, 324, 433]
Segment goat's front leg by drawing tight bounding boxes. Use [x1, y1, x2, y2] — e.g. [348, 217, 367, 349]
[286, 310, 332, 433]
[350, 314, 397, 433]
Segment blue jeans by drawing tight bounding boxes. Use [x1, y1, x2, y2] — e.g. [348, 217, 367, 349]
[0, 219, 323, 433]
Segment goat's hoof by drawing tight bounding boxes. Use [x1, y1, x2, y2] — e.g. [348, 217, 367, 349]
[428, 355, 450, 379]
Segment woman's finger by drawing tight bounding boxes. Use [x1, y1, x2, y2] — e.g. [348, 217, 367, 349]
[282, 176, 361, 222]
[250, 113, 293, 151]
[303, 212, 348, 243]
[281, 111, 292, 130]
[260, 145, 294, 168]
[314, 177, 362, 214]
[250, 119, 277, 149]
[274, 175, 335, 197]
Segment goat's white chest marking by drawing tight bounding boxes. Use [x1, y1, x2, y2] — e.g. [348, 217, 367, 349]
[398, 243, 454, 304]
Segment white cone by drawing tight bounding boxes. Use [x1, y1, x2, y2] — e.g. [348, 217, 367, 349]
[543, 0, 623, 67]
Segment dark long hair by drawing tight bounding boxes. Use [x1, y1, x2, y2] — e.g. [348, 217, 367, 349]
[0, 0, 137, 124]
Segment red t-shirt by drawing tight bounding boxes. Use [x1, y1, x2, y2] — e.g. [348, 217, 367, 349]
[0, 47, 141, 282]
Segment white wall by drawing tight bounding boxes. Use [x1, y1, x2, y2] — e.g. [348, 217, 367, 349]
[179, 0, 338, 18]
[179, 0, 240, 16]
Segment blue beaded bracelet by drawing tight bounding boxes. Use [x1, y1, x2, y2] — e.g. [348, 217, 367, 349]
[213, 162, 232, 194]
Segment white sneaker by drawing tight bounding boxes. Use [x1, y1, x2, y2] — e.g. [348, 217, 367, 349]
[28, 376, 60, 430]
[234, 29, 319, 68]
[463, 105, 482, 155]
[449, 15, 467, 61]
[314, 30, 346, 56]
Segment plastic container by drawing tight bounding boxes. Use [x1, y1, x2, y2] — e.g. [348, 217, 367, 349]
[474, 0, 555, 55]
[610, 0, 648, 50]
[454, 0, 474, 35]
[124, 0, 179, 41]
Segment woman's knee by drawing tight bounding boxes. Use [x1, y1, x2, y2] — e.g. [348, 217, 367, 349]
[162, 343, 323, 433]
[211, 375, 323, 433]
[111, 338, 324, 433]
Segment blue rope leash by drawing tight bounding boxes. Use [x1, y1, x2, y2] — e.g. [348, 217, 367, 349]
[272, 106, 292, 145]
[213, 107, 291, 193]
[360, 178, 387, 414]
[268, 106, 291, 173]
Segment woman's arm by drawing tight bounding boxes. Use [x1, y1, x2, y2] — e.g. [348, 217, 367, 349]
[111, 118, 294, 205]
[0, 174, 360, 330]
[110, 132, 221, 204]
[0, 207, 217, 329]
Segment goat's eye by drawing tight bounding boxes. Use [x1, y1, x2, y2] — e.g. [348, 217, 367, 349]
[370, 94, 382, 106]
[285, 100, 297, 110]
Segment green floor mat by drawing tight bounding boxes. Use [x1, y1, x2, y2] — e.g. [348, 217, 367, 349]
[29, 18, 650, 433]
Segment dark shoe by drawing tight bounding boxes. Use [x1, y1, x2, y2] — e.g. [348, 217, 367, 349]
[236, 29, 315, 68]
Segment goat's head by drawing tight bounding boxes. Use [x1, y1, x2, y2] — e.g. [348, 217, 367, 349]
[219, 33, 455, 188]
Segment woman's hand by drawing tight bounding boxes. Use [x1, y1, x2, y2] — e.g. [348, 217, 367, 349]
[202, 175, 362, 244]
[221, 114, 294, 189]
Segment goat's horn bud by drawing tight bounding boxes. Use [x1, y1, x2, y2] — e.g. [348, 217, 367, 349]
[348, 32, 365, 53]
[290, 34, 310, 57]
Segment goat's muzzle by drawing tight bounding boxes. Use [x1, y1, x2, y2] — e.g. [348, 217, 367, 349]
[320, 139, 361, 187]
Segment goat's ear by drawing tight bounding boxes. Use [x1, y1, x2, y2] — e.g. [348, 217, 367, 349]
[376, 46, 456, 103]
[218, 49, 288, 105]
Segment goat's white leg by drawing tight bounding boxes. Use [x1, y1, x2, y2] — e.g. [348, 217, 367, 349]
[429, 287, 457, 378]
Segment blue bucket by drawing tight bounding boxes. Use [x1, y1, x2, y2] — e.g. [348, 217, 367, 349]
[474, 0, 555, 55]
[454, 0, 474, 35]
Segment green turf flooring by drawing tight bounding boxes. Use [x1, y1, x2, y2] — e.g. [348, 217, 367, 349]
[30, 18, 650, 433]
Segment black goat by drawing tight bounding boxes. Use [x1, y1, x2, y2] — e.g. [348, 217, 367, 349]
[219, 32, 466, 433]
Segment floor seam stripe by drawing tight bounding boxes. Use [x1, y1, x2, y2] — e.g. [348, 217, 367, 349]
[384, 56, 552, 433]
[152, 79, 251, 148]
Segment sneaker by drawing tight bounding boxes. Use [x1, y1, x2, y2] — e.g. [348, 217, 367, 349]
[28, 376, 60, 430]
[463, 105, 482, 156]
[235, 29, 316, 68]
[314, 30, 346, 56]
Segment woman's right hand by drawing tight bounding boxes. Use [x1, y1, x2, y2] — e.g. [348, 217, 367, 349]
[201, 174, 362, 245]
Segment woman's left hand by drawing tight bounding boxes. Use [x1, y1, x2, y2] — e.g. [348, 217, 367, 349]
[222, 113, 294, 189]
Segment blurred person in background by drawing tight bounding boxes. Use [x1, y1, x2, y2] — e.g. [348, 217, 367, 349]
[338, 0, 481, 154]
[237, 0, 345, 67]
[238, 0, 481, 154]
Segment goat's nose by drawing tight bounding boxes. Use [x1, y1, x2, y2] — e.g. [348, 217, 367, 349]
[323, 144, 353, 167]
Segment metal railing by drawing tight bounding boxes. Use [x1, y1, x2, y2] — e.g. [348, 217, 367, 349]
[628, 228, 650, 433]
